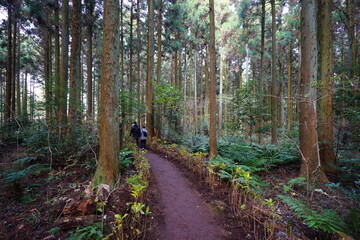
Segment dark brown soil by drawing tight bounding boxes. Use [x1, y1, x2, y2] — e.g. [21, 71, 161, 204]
[146, 152, 248, 240]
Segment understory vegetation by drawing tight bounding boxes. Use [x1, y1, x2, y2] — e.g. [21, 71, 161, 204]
[0, 123, 152, 239]
[149, 134, 360, 239]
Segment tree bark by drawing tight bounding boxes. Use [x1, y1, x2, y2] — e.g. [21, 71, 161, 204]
[299, 0, 327, 182]
[86, 0, 94, 121]
[146, 0, 155, 138]
[54, 0, 60, 122]
[136, 0, 141, 123]
[129, 0, 134, 116]
[209, 0, 218, 158]
[92, 0, 120, 187]
[318, 0, 336, 172]
[22, 67, 28, 117]
[258, 0, 265, 144]
[346, 0, 357, 78]
[271, 0, 278, 144]
[16, 24, 21, 117]
[5, 3, 12, 121]
[11, 19, 16, 118]
[59, 0, 69, 134]
[287, 46, 293, 132]
[68, 0, 82, 135]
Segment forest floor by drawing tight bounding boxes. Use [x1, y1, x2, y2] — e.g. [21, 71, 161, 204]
[1, 143, 359, 239]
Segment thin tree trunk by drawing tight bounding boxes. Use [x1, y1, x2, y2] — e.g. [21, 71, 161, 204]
[129, 0, 134, 117]
[22, 68, 28, 117]
[299, 0, 327, 182]
[219, 53, 223, 132]
[119, 0, 125, 149]
[259, 0, 265, 144]
[54, 0, 60, 122]
[86, 0, 94, 121]
[287, 46, 293, 132]
[346, 0, 357, 78]
[194, 49, 198, 134]
[11, 20, 16, 118]
[136, 0, 141, 123]
[271, 0, 278, 144]
[16, 25, 21, 117]
[209, 0, 218, 158]
[318, 0, 336, 172]
[156, 0, 162, 83]
[146, 0, 155, 138]
[45, 28, 52, 122]
[68, 0, 82, 136]
[5, 4, 12, 121]
[92, 0, 120, 187]
[59, 0, 69, 135]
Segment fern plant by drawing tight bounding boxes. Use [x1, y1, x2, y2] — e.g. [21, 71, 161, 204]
[4, 164, 47, 183]
[278, 194, 348, 234]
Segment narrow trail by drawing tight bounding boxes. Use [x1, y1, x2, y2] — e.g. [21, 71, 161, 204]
[146, 152, 225, 240]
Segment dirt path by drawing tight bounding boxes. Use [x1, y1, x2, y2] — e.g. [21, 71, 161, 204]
[146, 152, 225, 240]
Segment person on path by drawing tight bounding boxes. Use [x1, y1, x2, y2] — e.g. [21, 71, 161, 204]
[140, 126, 148, 150]
[130, 122, 141, 146]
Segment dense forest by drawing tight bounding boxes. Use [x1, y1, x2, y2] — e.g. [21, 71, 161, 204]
[0, 0, 359, 239]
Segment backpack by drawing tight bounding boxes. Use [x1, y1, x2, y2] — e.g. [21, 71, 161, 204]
[142, 130, 148, 137]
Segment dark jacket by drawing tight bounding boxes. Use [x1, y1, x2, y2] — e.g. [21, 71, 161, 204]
[130, 124, 141, 138]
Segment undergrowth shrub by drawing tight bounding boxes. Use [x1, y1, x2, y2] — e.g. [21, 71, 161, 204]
[278, 194, 348, 234]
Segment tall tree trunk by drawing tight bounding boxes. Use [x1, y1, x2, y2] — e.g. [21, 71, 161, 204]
[287, 46, 293, 132]
[11, 20, 16, 118]
[86, 0, 94, 121]
[5, 4, 12, 121]
[194, 49, 198, 134]
[346, 0, 357, 78]
[219, 53, 223, 132]
[136, 0, 141, 123]
[209, 0, 218, 158]
[45, 28, 52, 122]
[92, 0, 120, 187]
[318, 0, 336, 172]
[258, 0, 265, 144]
[129, 0, 134, 116]
[16, 25, 20, 117]
[22, 67, 28, 117]
[271, 0, 278, 144]
[119, 0, 125, 149]
[146, 0, 155, 138]
[68, 0, 82, 136]
[299, 0, 327, 182]
[59, 0, 69, 135]
[54, 0, 60, 122]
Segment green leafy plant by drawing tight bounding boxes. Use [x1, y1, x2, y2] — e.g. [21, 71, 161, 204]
[4, 164, 48, 183]
[278, 194, 348, 234]
[68, 224, 104, 240]
[282, 177, 307, 193]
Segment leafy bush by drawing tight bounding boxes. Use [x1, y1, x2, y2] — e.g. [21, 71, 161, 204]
[68, 224, 104, 240]
[179, 134, 209, 153]
[4, 164, 48, 183]
[119, 148, 134, 172]
[278, 194, 348, 234]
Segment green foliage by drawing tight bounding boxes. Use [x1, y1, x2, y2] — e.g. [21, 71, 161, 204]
[14, 156, 37, 166]
[179, 134, 209, 153]
[229, 79, 270, 137]
[217, 140, 298, 171]
[68, 224, 104, 240]
[4, 164, 47, 183]
[346, 209, 360, 238]
[278, 194, 348, 234]
[282, 177, 307, 193]
[119, 148, 134, 172]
